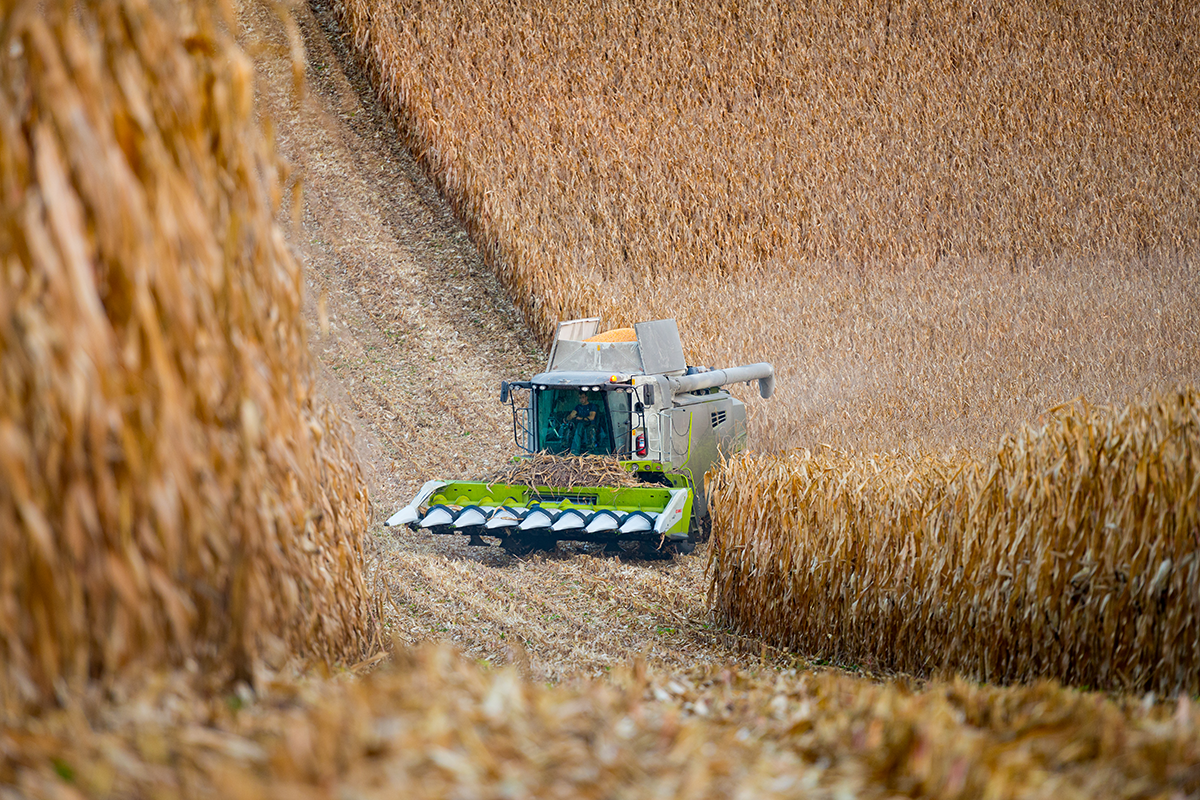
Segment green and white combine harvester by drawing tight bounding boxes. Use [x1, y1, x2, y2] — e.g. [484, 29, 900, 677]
[386, 318, 774, 557]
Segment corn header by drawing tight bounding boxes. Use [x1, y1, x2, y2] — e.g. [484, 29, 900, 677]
[386, 318, 774, 557]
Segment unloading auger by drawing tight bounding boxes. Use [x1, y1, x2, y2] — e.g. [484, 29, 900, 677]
[386, 318, 774, 557]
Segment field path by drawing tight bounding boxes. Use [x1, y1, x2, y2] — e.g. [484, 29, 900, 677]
[242, 0, 778, 681]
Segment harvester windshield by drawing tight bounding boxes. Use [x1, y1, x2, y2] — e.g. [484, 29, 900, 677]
[535, 387, 632, 457]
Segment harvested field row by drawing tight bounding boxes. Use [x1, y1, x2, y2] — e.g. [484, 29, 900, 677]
[335, 0, 1200, 453]
[708, 388, 1200, 695]
[4, 643, 1199, 799]
[376, 536, 743, 680]
[0, 0, 377, 711]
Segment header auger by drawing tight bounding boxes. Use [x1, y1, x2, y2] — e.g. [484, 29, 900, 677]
[386, 318, 774, 558]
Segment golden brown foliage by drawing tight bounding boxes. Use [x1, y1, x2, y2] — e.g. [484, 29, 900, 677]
[4, 644, 1199, 798]
[709, 389, 1200, 695]
[0, 0, 376, 709]
[338, 0, 1200, 306]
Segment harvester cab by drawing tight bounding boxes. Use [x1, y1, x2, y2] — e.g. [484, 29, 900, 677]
[386, 318, 774, 558]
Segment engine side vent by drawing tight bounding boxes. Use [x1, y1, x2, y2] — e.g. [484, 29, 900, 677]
[711, 410, 727, 428]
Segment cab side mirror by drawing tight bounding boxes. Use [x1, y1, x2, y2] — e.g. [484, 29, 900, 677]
[642, 384, 655, 406]
[500, 381, 510, 404]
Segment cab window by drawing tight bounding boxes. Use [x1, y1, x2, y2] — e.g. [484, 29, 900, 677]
[536, 388, 623, 456]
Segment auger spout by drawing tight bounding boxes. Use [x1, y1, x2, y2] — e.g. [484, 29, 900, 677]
[667, 363, 774, 399]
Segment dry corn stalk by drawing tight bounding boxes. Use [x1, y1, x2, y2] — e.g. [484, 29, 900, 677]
[708, 389, 1200, 696]
[0, 0, 377, 710]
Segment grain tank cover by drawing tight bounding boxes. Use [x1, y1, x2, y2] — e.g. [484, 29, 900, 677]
[632, 319, 686, 375]
[546, 318, 688, 376]
[553, 318, 602, 343]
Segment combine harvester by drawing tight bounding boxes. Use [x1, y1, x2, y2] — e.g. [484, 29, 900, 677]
[387, 318, 774, 557]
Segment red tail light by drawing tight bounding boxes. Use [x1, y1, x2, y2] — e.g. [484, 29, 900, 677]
[635, 431, 647, 457]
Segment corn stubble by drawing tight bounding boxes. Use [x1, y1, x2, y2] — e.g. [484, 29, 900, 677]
[0, 0, 376, 710]
[709, 389, 1200, 695]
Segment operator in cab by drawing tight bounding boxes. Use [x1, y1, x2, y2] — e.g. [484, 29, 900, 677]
[566, 391, 598, 455]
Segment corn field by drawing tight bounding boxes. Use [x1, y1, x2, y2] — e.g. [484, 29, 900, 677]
[2, 0, 1200, 794]
[708, 389, 1200, 695]
[0, 0, 377, 710]
[337, 0, 1200, 453]
[337, 0, 1200, 694]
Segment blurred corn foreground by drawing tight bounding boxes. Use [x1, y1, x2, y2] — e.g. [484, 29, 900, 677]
[8, 643, 1200, 799]
[0, 0, 376, 709]
[709, 389, 1200, 695]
